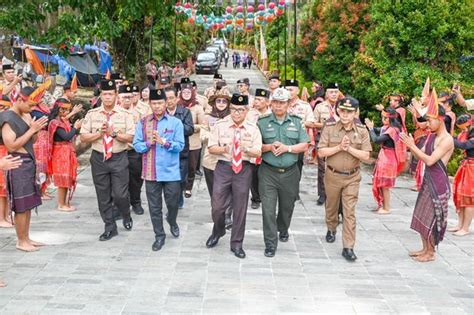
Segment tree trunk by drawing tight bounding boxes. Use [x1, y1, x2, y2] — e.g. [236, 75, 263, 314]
[134, 18, 147, 86]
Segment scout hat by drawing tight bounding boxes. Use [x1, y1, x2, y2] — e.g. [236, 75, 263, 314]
[213, 73, 223, 80]
[111, 73, 122, 81]
[285, 79, 299, 87]
[118, 84, 133, 94]
[255, 88, 270, 99]
[149, 89, 167, 101]
[230, 93, 248, 106]
[271, 88, 290, 102]
[326, 82, 339, 90]
[337, 96, 359, 111]
[100, 79, 116, 91]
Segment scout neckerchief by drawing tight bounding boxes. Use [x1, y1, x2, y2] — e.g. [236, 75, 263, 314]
[102, 111, 115, 161]
[231, 124, 243, 174]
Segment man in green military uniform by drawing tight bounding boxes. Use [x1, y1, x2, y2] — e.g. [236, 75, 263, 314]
[318, 96, 372, 262]
[257, 88, 310, 258]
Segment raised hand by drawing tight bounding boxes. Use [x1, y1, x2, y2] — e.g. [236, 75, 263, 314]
[364, 118, 374, 129]
[31, 116, 48, 132]
[400, 132, 415, 148]
[74, 119, 83, 130]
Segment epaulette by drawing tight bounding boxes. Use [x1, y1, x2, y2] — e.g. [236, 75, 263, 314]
[258, 113, 271, 120]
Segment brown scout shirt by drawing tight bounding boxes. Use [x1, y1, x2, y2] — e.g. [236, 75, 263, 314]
[201, 114, 220, 170]
[288, 99, 315, 125]
[313, 100, 337, 124]
[317, 119, 372, 171]
[80, 105, 135, 153]
[189, 104, 206, 150]
[247, 107, 271, 124]
[208, 115, 262, 163]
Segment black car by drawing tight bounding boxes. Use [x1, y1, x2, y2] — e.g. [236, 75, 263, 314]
[195, 52, 220, 74]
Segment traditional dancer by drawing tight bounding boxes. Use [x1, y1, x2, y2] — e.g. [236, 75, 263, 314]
[365, 108, 404, 214]
[0, 95, 13, 227]
[450, 114, 474, 236]
[401, 90, 454, 262]
[48, 98, 82, 211]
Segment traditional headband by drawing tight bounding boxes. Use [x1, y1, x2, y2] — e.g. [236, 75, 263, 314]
[56, 101, 72, 110]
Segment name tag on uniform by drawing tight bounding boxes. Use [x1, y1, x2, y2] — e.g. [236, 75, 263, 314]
[287, 127, 298, 131]
[163, 128, 174, 134]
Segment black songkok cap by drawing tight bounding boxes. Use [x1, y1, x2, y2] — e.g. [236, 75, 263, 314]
[285, 79, 299, 87]
[118, 84, 133, 94]
[2, 64, 14, 71]
[100, 80, 116, 91]
[230, 93, 248, 106]
[255, 88, 270, 99]
[149, 89, 167, 101]
[214, 73, 223, 80]
[326, 82, 339, 90]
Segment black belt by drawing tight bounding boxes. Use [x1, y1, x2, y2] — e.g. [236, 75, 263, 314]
[218, 160, 251, 167]
[262, 161, 297, 173]
[327, 165, 359, 176]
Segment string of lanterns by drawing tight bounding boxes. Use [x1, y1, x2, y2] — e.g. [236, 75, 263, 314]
[175, 1, 288, 32]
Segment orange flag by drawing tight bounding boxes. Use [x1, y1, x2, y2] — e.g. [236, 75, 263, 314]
[105, 69, 111, 80]
[426, 86, 438, 119]
[28, 79, 52, 104]
[70, 73, 78, 92]
[24, 48, 45, 75]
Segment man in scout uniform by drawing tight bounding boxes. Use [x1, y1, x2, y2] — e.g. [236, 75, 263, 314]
[205, 93, 262, 259]
[248, 88, 271, 210]
[257, 88, 310, 257]
[133, 89, 185, 251]
[1, 64, 22, 97]
[80, 79, 135, 241]
[118, 84, 146, 215]
[268, 74, 281, 95]
[204, 73, 229, 100]
[313, 82, 340, 205]
[317, 96, 372, 262]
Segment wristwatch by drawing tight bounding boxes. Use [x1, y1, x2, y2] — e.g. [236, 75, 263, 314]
[288, 145, 292, 153]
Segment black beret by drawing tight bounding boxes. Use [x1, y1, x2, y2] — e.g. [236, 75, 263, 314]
[285, 79, 299, 87]
[230, 93, 248, 106]
[326, 82, 339, 90]
[118, 84, 133, 94]
[2, 64, 14, 71]
[337, 96, 359, 111]
[255, 88, 270, 99]
[100, 79, 116, 91]
[213, 73, 223, 80]
[149, 89, 167, 101]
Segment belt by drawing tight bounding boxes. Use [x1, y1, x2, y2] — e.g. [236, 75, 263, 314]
[327, 165, 359, 176]
[217, 160, 251, 167]
[262, 161, 296, 173]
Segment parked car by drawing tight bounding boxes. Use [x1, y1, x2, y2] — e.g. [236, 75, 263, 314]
[195, 52, 220, 74]
[205, 46, 222, 63]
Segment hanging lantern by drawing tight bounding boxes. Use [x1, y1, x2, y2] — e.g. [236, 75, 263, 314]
[247, 13, 254, 19]
[236, 18, 244, 25]
[188, 17, 195, 24]
[257, 15, 264, 21]
[236, 12, 244, 19]
[267, 8, 275, 14]
[184, 2, 191, 9]
[237, 5, 244, 13]
[258, 4, 265, 11]
[247, 6, 254, 13]
[266, 14, 275, 23]
[225, 19, 233, 25]
[279, 0, 286, 6]
[226, 25, 233, 32]
[276, 8, 284, 16]
[226, 6, 233, 14]
[269, 2, 276, 9]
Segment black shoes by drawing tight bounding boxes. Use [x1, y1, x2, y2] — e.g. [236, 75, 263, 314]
[195, 169, 203, 177]
[170, 224, 180, 238]
[317, 196, 326, 206]
[264, 247, 276, 257]
[231, 248, 246, 259]
[250, 201, 261, 209]
[123, 218, 133, 230]
[225, 216, 233, 230]
[99, 230, 118, 241]
[206, 233, 224, 248]
[342, 248, 357, 262]
[152, 239, 165, 251]
[326, 230, 336, 243]
[279, 231, 289, 242]
[132, 204, 144, 215]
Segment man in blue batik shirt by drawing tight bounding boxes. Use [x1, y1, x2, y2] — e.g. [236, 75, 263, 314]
[133, 89, 184, 251]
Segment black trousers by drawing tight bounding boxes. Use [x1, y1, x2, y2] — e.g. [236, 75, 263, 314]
[250, 164, 261, 203]
[185, 149, 201, 191]
[205, 166, 233, 218]
[211, 161, 252, 249]
[180, 157, 189, 193]
[146, 75, 156, 87]
[145, 180, 181, 241]
[127, 150, 143, 207]
[317, 155, 326, 200]
[90, 150, 131, 232]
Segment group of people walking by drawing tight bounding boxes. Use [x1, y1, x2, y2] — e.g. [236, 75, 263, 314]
[232, 52, 253, 69]
[0, 60, 473, 287]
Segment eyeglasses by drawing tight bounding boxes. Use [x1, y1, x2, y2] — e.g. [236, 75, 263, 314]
[216, 99, 227, 104]
[230, 107, 246, 113]
[121, 96, 132, 100]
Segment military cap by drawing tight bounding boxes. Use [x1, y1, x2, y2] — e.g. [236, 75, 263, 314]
[231, 93, 248, 106]
[255, 88, 270, 99]
[237, 78, 250, 85]
[149, 89, 167, 101]
[2, 64, 14, 71]
[213, 73, 223, 80]
[337, 96, 359, 111]
[180, 77, 191, 84]
[118, 84, 133, 94]
[326, 82, 339, 90]
[285, 79, 299, 88]
[100, 79, 116, 91]
[271, 88, 290, 102]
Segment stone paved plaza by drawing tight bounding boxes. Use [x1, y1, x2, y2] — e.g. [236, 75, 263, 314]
[0, 66, 473, 314]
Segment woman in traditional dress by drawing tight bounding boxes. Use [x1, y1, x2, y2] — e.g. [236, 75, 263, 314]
[47, 98, 82, 211]
[0, 95, 13, 227]
[365, 108, 404, 214]
[201, 93, 231, 228]
[450, 114, 474, 236]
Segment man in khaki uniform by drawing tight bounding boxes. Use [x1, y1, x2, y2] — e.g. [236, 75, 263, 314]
[203, 73, 230, 100]
[318, 96, 372, 261]
[313, 82, 340, 205]
[205, 94, 262, 259]
[80, 79, 135, 241]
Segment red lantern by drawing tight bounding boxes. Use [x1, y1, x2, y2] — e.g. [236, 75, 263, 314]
[236, 18, 244, 25]
[258, 4, 265, 11]
[188, 17, 195, 24]
[225, 19, 233, 25]
[212, 24, 219, 30]
[276, 8, 284, 16]
[258, 15, 264, 21]
[269, 3, 276, 9]
[247, 6, 254, 13]
[184, 2, 191, 9]
[226, 6, 233, 13]
[266, 15, 274, 23]
[237, 6, 244, 13]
